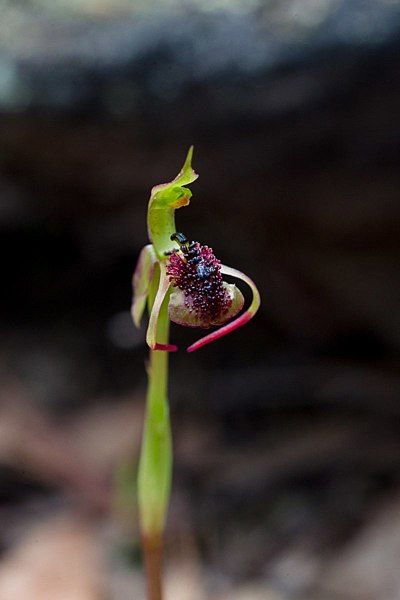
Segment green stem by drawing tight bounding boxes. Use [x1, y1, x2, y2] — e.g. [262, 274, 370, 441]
[138, 266, 172, 600]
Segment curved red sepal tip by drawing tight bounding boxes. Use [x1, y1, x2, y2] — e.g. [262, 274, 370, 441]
[187, 311, 252, 353]
[153, 343, 178, 352]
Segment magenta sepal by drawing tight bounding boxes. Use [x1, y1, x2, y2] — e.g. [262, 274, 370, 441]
[187, 311, 252, 353]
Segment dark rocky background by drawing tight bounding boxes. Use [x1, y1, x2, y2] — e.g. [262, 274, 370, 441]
[1, 1, 400, 598]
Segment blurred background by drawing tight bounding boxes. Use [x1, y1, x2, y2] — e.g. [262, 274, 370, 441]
[1, 0, 400, 598]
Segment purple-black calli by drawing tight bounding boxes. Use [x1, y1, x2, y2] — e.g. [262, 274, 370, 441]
[161, 233, 260, 351]
[166, 239, 242, 328]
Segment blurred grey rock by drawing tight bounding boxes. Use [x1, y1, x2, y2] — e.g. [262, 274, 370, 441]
[0, 0, 399, 115]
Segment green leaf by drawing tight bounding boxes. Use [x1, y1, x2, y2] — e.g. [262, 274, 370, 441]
[147, 147, 198, 258]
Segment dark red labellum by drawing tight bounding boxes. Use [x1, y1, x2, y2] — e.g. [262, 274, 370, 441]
[166, 241, 232, 327]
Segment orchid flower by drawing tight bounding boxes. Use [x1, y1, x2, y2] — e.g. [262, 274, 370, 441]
[132, 146, 260, 353]
[130, 148, 260, 600]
